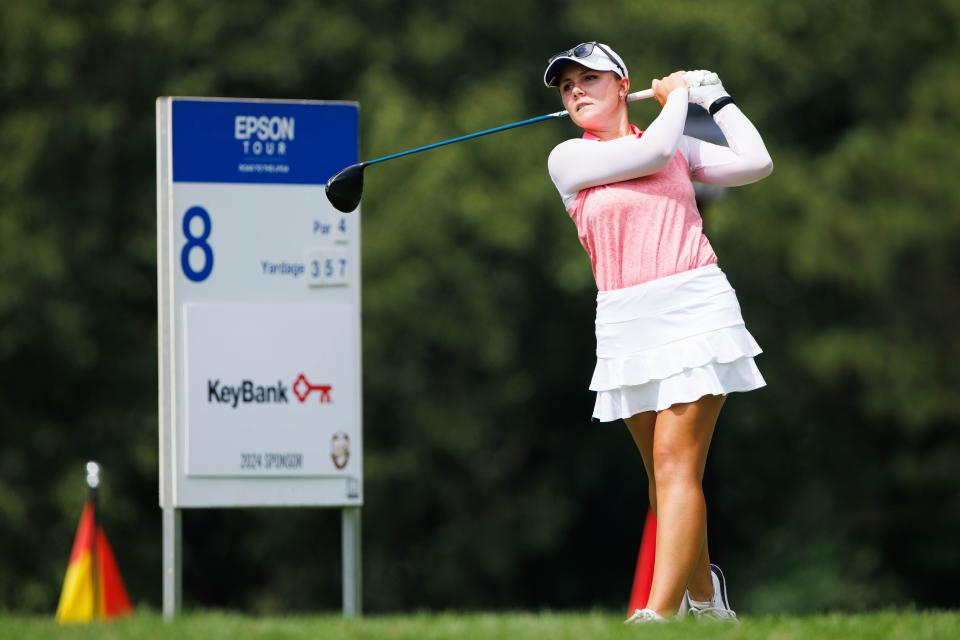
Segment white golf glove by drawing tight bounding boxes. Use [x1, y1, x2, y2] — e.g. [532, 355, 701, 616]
[684, 69, 731, 112]
[683, 70, 716, 88]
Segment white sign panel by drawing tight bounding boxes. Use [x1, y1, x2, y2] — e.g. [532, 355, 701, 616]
[157, 98, 362, 508]
[183, 302, 356, 476]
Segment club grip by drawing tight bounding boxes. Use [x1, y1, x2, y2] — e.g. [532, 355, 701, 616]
[626, 89, 655, 102]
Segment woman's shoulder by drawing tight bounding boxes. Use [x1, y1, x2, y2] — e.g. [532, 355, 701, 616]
[551, 137, 594, 152]
[548, 137, 593, 167]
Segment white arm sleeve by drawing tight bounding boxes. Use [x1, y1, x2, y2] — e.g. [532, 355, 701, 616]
[548, 87, 689, 208]
[677, 104, 773, 187]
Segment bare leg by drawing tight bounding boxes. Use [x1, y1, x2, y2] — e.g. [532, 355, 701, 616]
[687, 530, 714, 602]
[624, 411, 657, 511]
[625, 407, 716, 605]
[643, 394, 724, 617]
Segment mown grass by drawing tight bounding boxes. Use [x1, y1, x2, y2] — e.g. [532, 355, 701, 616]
[2, 609, 958, 639]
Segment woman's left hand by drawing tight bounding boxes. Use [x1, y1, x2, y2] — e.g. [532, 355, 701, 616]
[652, 71, 689, 107]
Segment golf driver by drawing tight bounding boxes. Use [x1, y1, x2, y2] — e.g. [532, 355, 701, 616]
[324, 88, 656, 213]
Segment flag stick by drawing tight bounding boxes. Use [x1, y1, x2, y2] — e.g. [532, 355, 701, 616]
[86, 462, 101, 619]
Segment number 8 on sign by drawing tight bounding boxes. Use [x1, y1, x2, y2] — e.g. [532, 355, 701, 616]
[181, 206, 214, 282]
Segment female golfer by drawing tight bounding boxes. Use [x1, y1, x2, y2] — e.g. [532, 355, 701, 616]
[544, 43, 773, 623]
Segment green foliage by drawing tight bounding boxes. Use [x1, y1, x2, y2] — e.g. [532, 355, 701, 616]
[1, 0, 958, 615]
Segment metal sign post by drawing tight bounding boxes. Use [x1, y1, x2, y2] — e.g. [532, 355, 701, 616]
[156, 97, 362, 618]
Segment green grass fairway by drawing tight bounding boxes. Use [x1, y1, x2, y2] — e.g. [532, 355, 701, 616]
[2, 610, 958, 639]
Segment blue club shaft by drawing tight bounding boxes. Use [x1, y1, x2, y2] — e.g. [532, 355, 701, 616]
[365, 110, 568, 166]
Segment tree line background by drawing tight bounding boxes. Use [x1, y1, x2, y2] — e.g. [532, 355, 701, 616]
[1, 0, 958, 614]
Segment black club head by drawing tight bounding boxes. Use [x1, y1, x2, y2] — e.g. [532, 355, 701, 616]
[325, 162, 367, 213]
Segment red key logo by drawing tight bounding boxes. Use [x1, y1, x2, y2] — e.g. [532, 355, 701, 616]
[293, 373, 332, 404]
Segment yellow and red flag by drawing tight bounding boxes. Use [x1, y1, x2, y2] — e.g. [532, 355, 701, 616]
[55, 501, 133, 622]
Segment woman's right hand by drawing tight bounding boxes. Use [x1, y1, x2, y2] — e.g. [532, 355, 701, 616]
[652, 71, 688, 107]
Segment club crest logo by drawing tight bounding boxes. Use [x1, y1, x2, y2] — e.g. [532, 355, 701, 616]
[331, 431, 350, 470]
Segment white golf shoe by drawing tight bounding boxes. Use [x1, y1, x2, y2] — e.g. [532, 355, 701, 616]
[623, 608, 667, 624]
[686, 564, 738, 621]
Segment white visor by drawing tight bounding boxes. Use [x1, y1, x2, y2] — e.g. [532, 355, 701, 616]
[544, 42, 628, 87]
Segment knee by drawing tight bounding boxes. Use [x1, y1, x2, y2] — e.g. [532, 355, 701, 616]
[652, 443, 701, 489]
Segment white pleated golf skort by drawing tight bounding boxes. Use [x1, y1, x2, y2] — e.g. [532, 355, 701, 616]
[591, 264, 766, 421]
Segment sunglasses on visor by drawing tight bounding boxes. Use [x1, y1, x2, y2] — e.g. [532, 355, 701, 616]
[547, 42, 626, 79]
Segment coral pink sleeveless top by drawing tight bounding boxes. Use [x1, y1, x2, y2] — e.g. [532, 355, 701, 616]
[567, 125, 718, 291]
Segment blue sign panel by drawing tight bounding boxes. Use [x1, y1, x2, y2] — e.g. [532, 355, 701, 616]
[172, 99, 358, 185]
